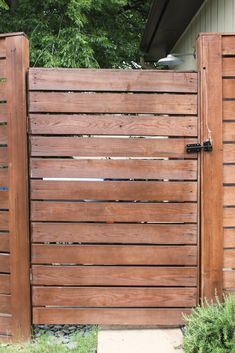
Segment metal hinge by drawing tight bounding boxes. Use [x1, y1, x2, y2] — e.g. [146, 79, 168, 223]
[186, 140, 213, 153]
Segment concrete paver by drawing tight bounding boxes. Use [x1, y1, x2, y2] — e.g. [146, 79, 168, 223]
[97, 328, 184, 353]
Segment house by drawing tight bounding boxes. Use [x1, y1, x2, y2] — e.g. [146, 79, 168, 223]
[141, 0, 235, 69]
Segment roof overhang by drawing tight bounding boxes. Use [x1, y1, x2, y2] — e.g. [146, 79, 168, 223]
[140, 0, 205, 61]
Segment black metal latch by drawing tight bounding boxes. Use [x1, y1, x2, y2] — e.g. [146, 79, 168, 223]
[186, 140, 213, 153]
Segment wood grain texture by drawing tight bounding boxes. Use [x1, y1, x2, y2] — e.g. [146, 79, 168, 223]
[224, 165, 235, 183]
[224, 249, 235, 267]
[29, 92, 198, 115]
[197, 33, 224, 300]
[32, 244, 197, 266]
[0, 82, 6, 101]
[224, 208, 235, 227]
[223, 79, 235, 99]
[0, 168, 7, 187]
[223, 144, 235, 163]
[30, 136, 197, 158]
[29, 114, 198, 137]
[0, 212, 8, 231]
[6, 34, 31, 341]
[29, 68, 198, 93]
[32, 265, 197, 286]
[224, 228, 235, 248]
[0, 39, 6, 59]
[0, 275, 10, 294]
[223, 271, 235, 288]
[0, 234, 9, 252]
[0, 295, 10, 314]
[0, 60, 6, 79]
[223, 101, 235, 120]
[0, 104, 7, 122]
[30, 159, 198, 180]
[223, 122, 235, 141]
[0, 254, 10, 272]
[222, 35, 235, 55]
[31, 222, 197, 245]
[0, 191, 8, 209]
[33, 307, 190, 325]
[224, 187, 235, 206]
[223, 58, 235, 76]
[31, 180, 197, 202]
[0, 147, 8, 164]
[0, 315, 11, 335]
[32, 287, 197, 308]
[0, 125, 7, 144]
[31, 201, 197, 223]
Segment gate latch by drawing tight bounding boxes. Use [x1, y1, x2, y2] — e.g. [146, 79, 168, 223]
[186, 140, 213, 153]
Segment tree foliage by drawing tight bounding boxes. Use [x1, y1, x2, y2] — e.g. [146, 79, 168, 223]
[0, 0, 150, 68]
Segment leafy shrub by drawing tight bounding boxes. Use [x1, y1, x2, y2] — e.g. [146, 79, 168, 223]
[183, 294, 235, 353]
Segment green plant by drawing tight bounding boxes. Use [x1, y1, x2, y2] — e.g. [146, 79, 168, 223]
[0, 329, 97, 353]
[183, 294, 235, 353]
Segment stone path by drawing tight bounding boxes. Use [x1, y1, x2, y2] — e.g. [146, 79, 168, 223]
[97, 328, 184, 353]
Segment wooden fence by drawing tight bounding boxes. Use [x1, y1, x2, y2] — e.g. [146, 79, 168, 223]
[0, 32, 234, 342]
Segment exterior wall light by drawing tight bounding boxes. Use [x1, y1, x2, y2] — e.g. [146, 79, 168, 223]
[157, 52, 196, 67]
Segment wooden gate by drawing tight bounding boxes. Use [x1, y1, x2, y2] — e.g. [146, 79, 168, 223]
[28, 68, 199, 325]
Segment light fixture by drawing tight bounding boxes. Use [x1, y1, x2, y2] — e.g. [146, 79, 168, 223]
[157, 52, 195, 67]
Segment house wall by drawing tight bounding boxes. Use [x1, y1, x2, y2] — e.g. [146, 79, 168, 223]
[172, 0, 235, 70]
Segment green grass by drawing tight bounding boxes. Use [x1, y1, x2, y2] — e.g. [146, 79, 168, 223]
[0, 329, 97, 353]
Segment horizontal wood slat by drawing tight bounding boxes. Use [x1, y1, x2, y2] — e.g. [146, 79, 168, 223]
[224, 208, 235, 227]
[0, 212, 8, 231]
[224, 249, 235, 267]
[30, 136, 197, 158]
[0, 254, 10, 272]
[32, 244, 197, 266]
[29, 68, 198, 93]
[0, 82, 6, 102]
[224, 187, 235, 206]
[0, 315, 11, 335]
[0, 168, 8, 187]
[0, 275, 10, 294]
[31, 201, 197, 223]
[223, 271, 235, 288]
[0, 125, 7, 144]
[223, 58, 235, 76]
[0, 104, 7, 122]
[29, 115, 198, 137]
[29, 92, 198, 115]
[32, 287, 197, 308]
[0, 147, 7, 163]
[0, 61, 6, 79]
[223, 101, 235, 120]
[32, 265, 197, 286]
[0, 295, 10, 314]
[222, 36, 235, 55]
[223, 122, 235, 141]
[0, 39, 6, 59]
[30, 159, 198, 180]
[0, 234, 9, 252]
[33, 307, 190, 325]
[224, 228, 235, 248]
[224, 144, 235, 163]
[223, 80, 235, 100]
[224, 165, 235, 183]
[31, 223, 197, 245]
[31, 180, 197, 202]
[0, 191, 8, 209]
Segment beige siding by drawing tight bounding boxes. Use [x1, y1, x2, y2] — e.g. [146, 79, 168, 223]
[172, 0, 235, 70]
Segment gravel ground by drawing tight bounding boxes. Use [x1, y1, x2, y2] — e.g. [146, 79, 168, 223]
[33, 324, 96, 349]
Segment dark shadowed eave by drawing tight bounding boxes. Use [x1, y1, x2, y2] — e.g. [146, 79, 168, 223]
[140, 0, 205, 61]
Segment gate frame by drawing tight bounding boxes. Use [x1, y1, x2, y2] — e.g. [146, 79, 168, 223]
[0, 31, 227, 341]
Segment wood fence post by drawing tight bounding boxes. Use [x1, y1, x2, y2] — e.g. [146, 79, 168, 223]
[197, 33, 224, 301]
[6, 33, 31, 341]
